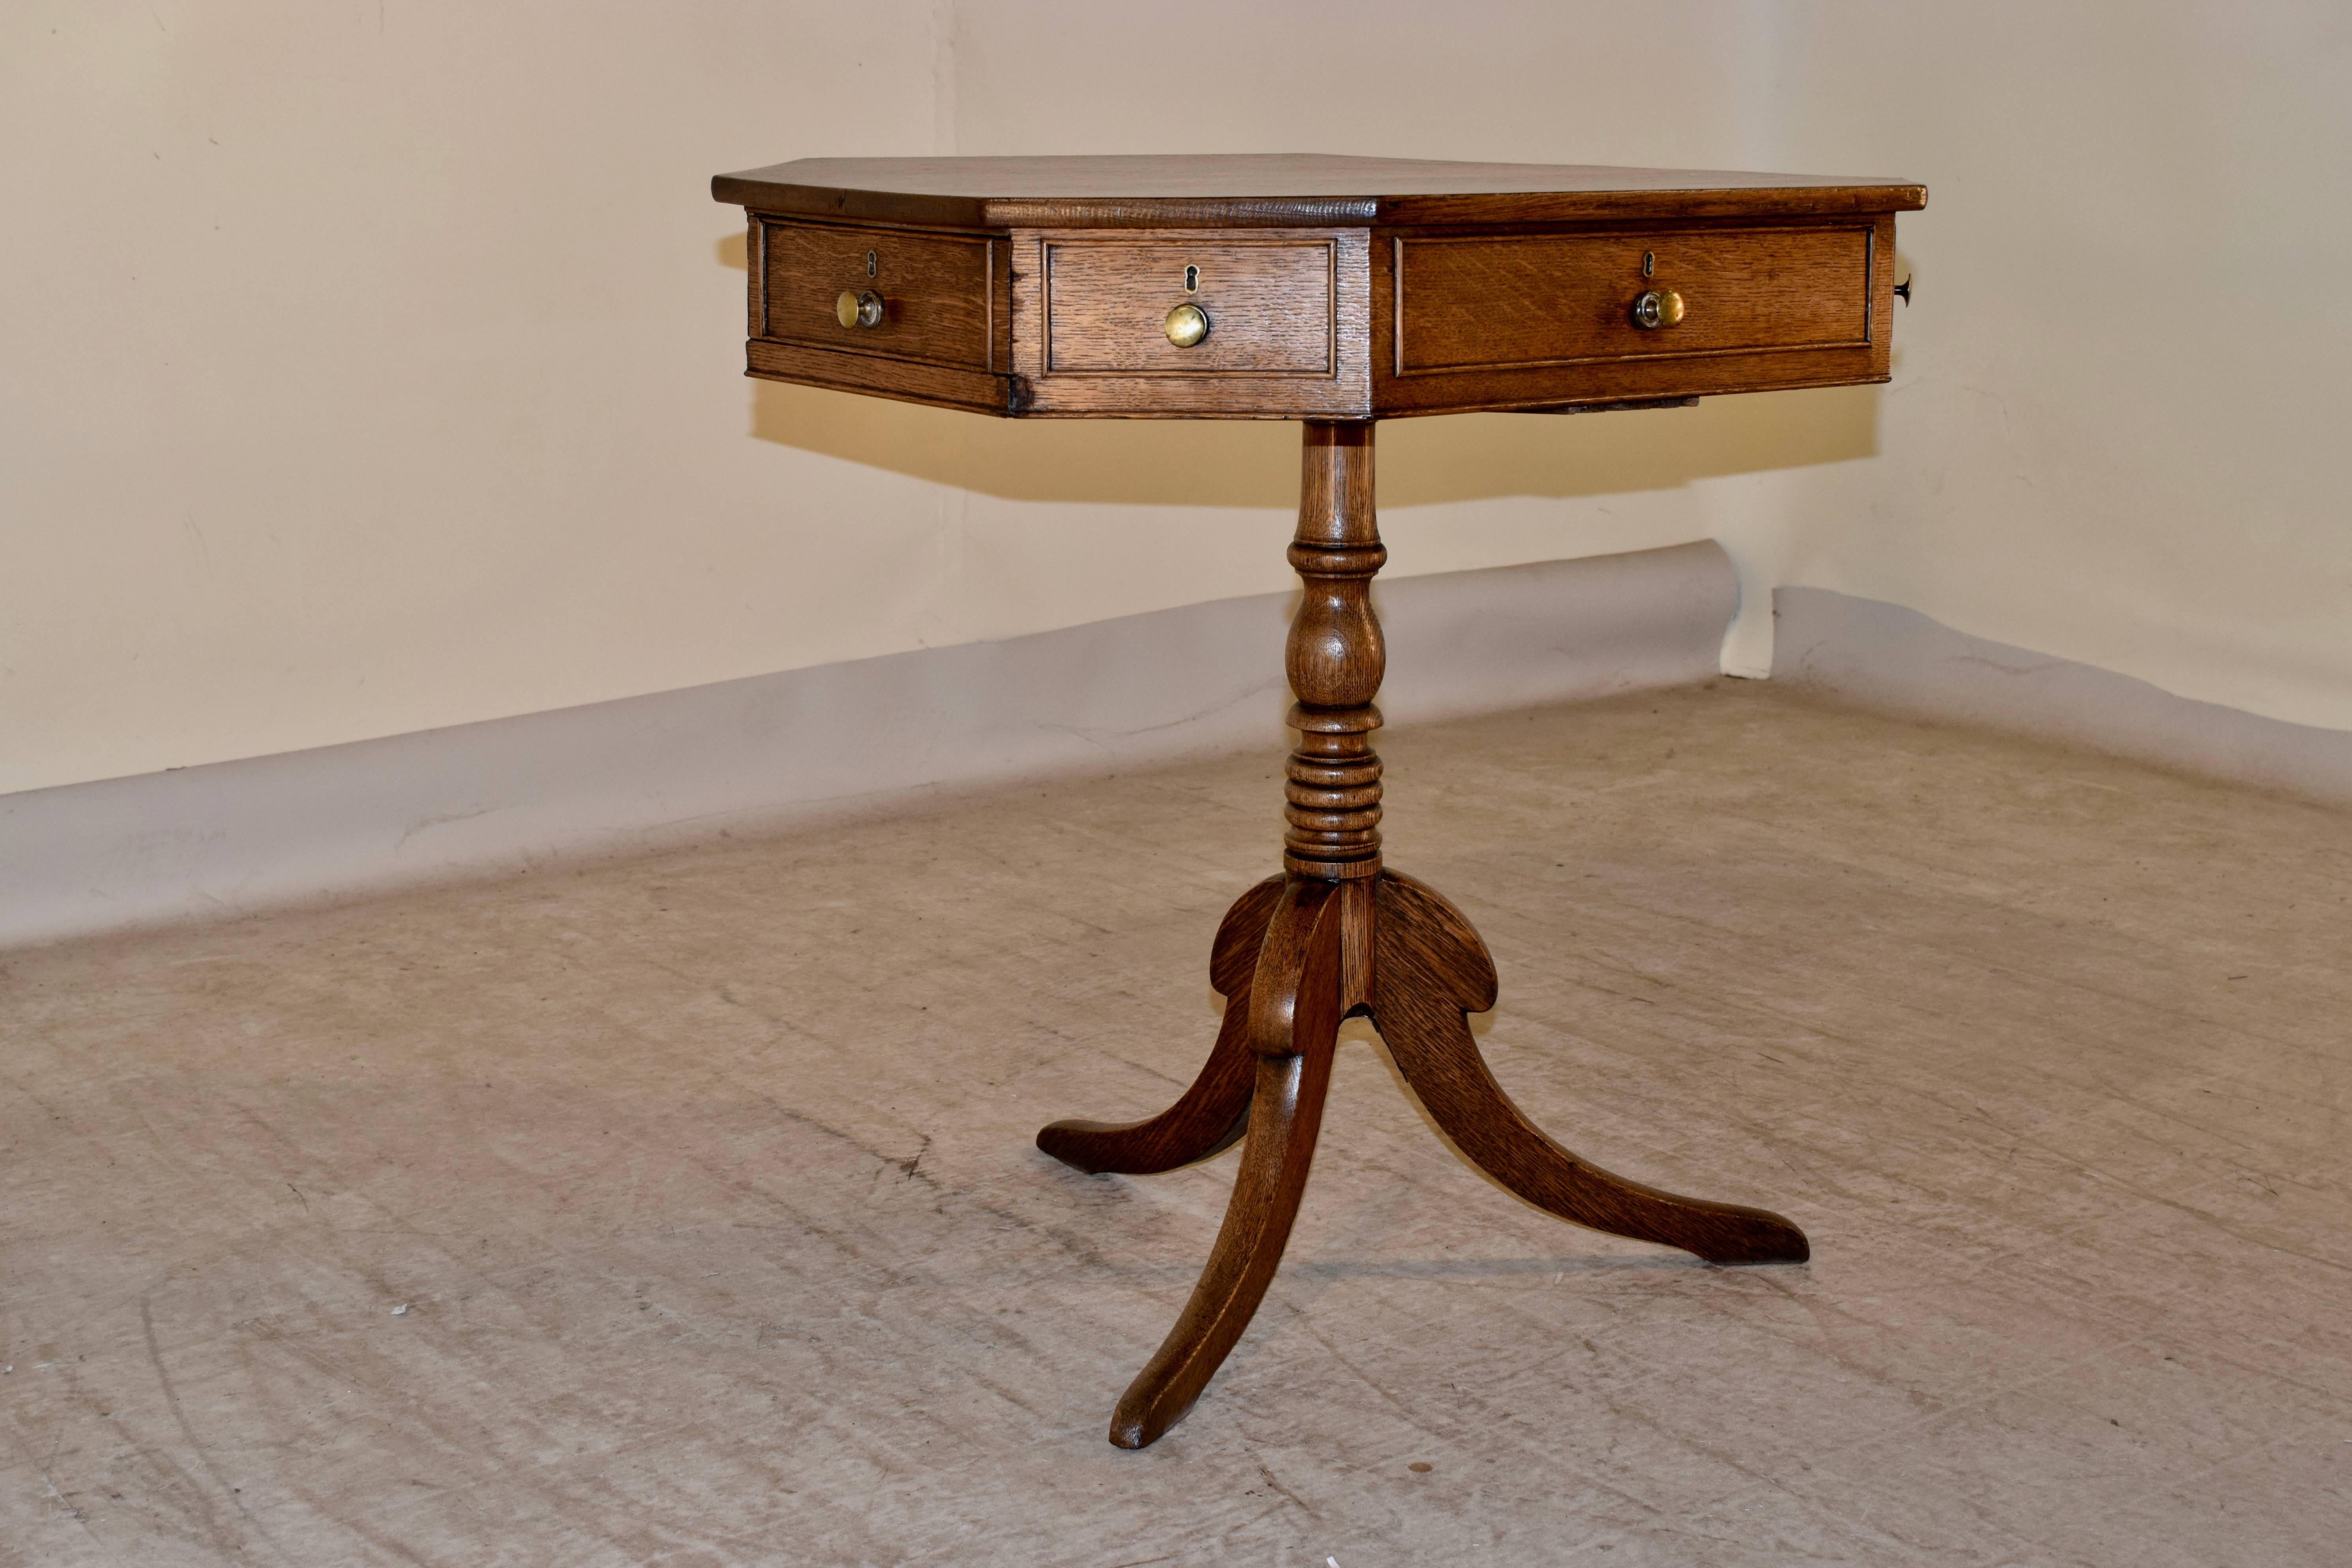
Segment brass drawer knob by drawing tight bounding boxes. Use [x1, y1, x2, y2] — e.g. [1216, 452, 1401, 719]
[835, 289, 885, 329]
[1630, 289, 1686, 330]
[1164, 302, 1210, 348]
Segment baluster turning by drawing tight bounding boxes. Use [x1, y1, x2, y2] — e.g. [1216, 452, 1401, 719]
[1283, 422, 1385, 881]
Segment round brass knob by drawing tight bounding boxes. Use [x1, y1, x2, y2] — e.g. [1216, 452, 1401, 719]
[1164, 302, 1210, 348]
[835, 289, 884, 329]
[1630, 289, 1686, 330]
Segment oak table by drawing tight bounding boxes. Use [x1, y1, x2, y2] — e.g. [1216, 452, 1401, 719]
[711, 154, 1926, 1448]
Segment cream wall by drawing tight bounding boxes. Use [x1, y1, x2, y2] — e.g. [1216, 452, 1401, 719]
[1746, 4, 2352, 732]
[5, 1, 2348, 798]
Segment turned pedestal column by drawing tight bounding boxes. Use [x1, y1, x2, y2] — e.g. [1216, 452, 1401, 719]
[1037, 420, 1808, 1450]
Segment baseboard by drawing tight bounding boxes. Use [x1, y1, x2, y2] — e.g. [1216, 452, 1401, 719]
[0, 542, 1737, 951]
[1774, 586, 2352, 805]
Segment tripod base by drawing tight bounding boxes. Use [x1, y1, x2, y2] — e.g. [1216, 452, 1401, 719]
[1037, 869, 1808, 1449]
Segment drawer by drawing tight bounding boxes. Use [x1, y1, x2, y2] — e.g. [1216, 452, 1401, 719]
[1043, 238, 1335, 375]
[1395, 225, 1872, 374]
[760, 219, 998, 370]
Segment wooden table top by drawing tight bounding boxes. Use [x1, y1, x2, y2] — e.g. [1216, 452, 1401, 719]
[713, 153, 1927, 230]
[714, 153, 1925, 418]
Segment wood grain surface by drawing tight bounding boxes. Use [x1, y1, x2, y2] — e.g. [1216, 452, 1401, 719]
[725, 161, 1917, 418]
[1010, 228, 1371, 417]
[728, 180, 1866, 1442]
[1023, 421, 1815, 1446]
[714, 153, 1927, 230]
[743, 338, 1016, 417]
[1370, 869, 1809, 1266]
[761, 219, 1001, 371]
[1370, 212, 1898, 415]
[1034, 876, 1284, 1176]
[1396, 225, 1871, 374]
[1107, 877, 1346, 1449]
[1043, 238, 1334, 375]
[1283, 422, 1386, 880]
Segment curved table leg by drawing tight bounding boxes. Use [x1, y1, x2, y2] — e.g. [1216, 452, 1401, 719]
[1037, 876, 1284, 1175]
[1372, 870, 1808, 1267]
[1110, 878, 1345, 1448]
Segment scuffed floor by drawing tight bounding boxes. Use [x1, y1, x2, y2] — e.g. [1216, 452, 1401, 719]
[3, 681, 2348, 1566]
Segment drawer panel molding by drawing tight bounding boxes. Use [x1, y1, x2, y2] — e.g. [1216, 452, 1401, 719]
[1395, 225, 1873, 376]
[1009, 228, 1373, 418]
[1043, 238, 1336, 376]
[760, 218, 1005, 372]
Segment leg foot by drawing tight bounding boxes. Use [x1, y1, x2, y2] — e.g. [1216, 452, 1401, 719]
[1372, 871, 1808, 1266]
[1110, 878, 1345, 1448]
[1037, 876, 1284, 1175]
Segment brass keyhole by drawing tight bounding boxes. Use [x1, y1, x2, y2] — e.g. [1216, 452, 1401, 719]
[1642, 252, 1656, 278]
[1184, 264, 1199, 293]
[866, 250, 878, 277]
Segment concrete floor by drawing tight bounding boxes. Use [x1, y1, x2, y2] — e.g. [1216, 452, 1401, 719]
[4, 682, 2348, 1567]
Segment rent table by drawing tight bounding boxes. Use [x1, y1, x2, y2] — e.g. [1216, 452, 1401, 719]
[710, 154, 1925, 1448]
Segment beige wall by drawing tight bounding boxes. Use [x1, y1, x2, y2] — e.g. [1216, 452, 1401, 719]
[6, 2, 2348, 797]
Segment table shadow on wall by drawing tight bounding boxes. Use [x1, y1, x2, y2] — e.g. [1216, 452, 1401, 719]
[721, 235, 1884, 507]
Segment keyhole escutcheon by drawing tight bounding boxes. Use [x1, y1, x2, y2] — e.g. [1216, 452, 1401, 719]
[1184, 264, 1200, 293]
[866, 250, 879, 277]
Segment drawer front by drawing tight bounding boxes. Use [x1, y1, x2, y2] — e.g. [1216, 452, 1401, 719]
[1044, 239, 1335, 375]
[1396, 226, 1871, 374]
[761, 219, 997, 370]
